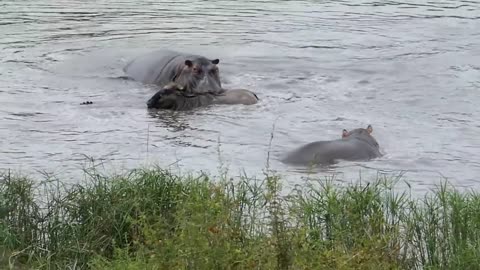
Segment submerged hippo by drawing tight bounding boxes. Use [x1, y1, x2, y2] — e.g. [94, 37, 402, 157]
[147, 82, 258, 111]
[281, 125, 382, 166]
[123, 49, 225, 95]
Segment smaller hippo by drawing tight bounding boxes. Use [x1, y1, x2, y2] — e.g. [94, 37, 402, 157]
[147, 82, 258, 111]
[281, 125, 382, 166]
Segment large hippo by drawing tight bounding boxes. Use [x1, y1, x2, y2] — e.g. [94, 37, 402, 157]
[147, 82, 259, 111]
[123, 49, 225, 95]
[281, 125, 382, 166]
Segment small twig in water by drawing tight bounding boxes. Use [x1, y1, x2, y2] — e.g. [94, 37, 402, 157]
[265, 116, 280, 173]
[146, 124, 151, 159]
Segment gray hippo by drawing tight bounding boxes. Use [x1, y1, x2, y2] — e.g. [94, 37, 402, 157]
[123, 49, 225, 95]
[147, 82, 258, 111]
[281, 125, 382, 166]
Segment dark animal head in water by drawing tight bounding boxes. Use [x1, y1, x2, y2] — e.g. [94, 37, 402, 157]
[146, 82, 185, 109]
[173, 57, 223, 94]
[341, 125, 379, 148]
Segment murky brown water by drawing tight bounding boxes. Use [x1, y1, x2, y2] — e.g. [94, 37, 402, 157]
[1, 0, 479, 193]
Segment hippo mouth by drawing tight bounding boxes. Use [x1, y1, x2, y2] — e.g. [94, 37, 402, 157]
[175, 77, 224, 95]
[192, 77, 223, 94]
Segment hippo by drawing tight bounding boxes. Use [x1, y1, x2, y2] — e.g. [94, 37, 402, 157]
[281, 125, 382, 166]
[123, 49, 225, 95]
[147, 82, 258, 111]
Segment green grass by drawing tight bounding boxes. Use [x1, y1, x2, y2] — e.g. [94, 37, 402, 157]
[1, 165, 480, 269]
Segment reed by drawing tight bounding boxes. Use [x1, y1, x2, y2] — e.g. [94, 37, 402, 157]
[1, 165, 480, 269]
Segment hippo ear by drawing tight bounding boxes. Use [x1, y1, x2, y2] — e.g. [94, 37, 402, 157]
[342, 129, 348, 138]
[367, 125, 373, 134]
[185, 60, 193, 68]
[211, 59, 220, 65]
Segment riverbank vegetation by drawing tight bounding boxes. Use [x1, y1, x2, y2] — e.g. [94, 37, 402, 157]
[1, 165, 480, 269]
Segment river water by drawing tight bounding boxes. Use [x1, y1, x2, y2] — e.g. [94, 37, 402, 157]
[1, 0, 479, 193]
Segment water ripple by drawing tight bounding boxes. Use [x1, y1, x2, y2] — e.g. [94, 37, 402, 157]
[0, 0, 479, 191]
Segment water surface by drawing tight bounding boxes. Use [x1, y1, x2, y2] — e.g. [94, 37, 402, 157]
[1, 0, 479, 193]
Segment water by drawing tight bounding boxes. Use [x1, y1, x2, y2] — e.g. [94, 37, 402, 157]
[1, 0, 479, 193]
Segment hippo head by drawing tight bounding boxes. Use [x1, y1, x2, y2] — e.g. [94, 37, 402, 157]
[146, 82, 184, 109]
[342, 125, 379, 148]
[173, 57, 223, 95]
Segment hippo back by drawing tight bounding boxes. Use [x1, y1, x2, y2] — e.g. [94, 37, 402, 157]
[282, 137, 381, 166]
[123, 50, 205, 86]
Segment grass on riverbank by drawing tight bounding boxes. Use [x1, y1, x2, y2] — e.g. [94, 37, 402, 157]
[1, 166, 480, 269]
